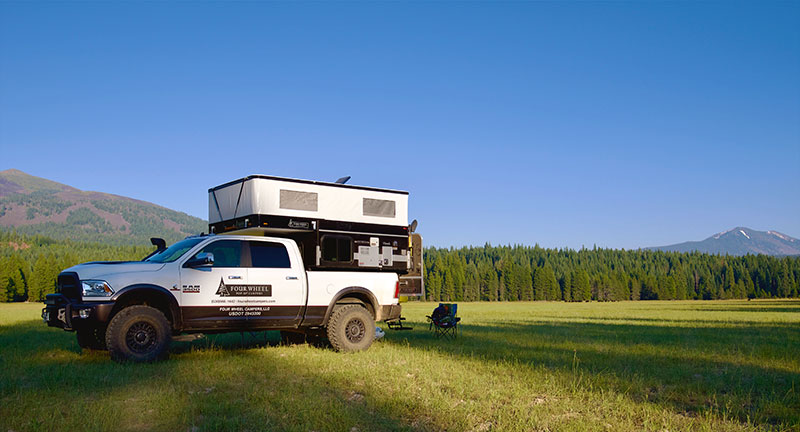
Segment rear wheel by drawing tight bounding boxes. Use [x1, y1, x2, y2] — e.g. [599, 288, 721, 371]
[76, 325, 107, 350]
[326, 304, 374, 352]
[106, 305, 171, 363]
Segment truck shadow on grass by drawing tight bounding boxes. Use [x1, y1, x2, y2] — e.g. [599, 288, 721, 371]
[0, 321, 418, 432]
[386, 319, 800, 430]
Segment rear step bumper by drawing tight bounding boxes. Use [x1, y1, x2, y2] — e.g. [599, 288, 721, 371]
[380, 304, 402, 322]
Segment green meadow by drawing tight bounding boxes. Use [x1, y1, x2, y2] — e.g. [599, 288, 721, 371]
[1, 300, 798, 431]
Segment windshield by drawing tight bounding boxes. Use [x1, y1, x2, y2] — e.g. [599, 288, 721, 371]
[145, 237, 206, 263]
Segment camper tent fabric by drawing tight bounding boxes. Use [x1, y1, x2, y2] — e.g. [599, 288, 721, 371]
[209, 176, 409, 227]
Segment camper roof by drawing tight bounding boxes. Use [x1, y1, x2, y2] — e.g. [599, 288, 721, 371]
[209, 175, 409, 195]
[208, 175, 409, 227]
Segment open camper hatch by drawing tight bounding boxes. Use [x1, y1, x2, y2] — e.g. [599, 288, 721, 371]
[208, 175, 424, 297]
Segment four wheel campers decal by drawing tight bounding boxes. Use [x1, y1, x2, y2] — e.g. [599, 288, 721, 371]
[219, 306, 271, 317]
[215, 278, 272, 297]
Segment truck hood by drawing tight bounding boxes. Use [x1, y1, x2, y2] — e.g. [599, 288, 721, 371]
[65, 261, 166, 280]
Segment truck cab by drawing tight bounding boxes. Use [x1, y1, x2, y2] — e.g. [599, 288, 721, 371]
[44, 233, 405, 362]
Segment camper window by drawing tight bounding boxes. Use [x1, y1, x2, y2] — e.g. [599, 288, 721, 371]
[280, 189, 318, 212]
[363, 198, 396, 218]
[321, 235, 353, 263]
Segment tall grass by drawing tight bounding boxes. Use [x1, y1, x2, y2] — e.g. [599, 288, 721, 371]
[1, 300, 797, 431]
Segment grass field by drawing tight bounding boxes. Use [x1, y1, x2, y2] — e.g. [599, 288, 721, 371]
[1, 300, 798, 432]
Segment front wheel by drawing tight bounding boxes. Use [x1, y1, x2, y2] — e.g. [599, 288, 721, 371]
[326, 304, 374, 352]
[106, 305, 171, 363]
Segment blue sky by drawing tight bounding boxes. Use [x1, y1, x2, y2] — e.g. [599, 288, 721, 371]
[1, 1, 798, 249]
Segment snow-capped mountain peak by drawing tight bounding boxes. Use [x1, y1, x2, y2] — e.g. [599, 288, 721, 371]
[651, 227, 800, 256]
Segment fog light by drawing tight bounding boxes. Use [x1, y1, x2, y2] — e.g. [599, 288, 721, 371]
[79, 309, 90, 319]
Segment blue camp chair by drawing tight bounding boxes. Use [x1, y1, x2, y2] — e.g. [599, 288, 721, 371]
[426, 303, 461, 339]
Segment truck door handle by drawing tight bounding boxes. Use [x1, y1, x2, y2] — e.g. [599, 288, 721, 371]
[228, 275, 243, 280]
[286, 276, 298, 280]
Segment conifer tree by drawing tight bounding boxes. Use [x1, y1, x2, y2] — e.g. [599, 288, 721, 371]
[561, 273, 572, 301]
[573, 269, 591, 302]
[519, 263, 533, 301]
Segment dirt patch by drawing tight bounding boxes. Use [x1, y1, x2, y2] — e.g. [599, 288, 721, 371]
[5, 241, 31, 250]
[163, 218, 182, 232]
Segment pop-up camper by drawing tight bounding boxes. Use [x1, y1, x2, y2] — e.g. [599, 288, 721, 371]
[208, 175, 423, 296]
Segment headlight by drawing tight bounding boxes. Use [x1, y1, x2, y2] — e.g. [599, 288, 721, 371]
[81, 280, 114, 297]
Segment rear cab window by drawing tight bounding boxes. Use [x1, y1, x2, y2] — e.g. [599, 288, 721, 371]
[248, 241, 291, 268]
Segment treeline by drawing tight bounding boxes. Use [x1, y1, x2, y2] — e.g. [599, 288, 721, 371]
[424, 244, 800, 302]
[0, 231, 150, 302]
[4, 231, 800, 303]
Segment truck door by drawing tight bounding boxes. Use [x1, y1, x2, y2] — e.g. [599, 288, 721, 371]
[179, 239, 249, 330]
[244, 240, 306, 328]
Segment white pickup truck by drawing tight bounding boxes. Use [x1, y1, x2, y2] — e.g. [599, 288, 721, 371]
[43, 234, 402, 362]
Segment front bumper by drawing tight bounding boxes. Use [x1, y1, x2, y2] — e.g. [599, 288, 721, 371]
[42, 293, 114, 331]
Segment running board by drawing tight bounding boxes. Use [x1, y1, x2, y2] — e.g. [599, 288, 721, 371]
[173, 334, 205, 342]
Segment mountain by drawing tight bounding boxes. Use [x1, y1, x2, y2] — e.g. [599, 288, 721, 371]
[649, 227, 800, 256]
[0, 169, 207, 245]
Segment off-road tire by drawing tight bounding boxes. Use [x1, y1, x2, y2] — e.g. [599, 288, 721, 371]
[326, 304, 374, 352]
[106, 305, 171, 363]
[76, 325, 107, 351]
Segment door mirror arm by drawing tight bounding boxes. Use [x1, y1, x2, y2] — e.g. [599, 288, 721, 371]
[184, 252, 215, 268]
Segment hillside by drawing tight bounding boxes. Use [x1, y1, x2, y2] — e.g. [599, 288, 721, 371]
[649, 227, 800, 256]
[0, 169, 207, 245]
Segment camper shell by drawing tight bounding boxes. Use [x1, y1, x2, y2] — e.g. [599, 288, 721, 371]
[208, 175, 423, 296]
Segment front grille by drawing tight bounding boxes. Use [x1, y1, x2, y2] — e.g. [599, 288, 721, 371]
[57, 272, 81, 301]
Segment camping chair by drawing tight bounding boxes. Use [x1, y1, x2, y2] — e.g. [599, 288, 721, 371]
[426, 303, 461, 339]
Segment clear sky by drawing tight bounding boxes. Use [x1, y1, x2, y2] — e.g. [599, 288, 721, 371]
[1, 1, 798, 249]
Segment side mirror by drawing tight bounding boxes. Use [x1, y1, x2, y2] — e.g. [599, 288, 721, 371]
[185, 252, 214, 268]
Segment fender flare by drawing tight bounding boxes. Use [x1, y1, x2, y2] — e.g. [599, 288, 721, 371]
[322, 287, 380, 325]
[110, 284, 182, 330]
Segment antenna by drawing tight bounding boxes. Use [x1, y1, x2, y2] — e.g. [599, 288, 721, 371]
[335, 176, 351, 184]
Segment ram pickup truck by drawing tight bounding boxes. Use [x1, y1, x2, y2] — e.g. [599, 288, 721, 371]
[42, 234, 402, 362]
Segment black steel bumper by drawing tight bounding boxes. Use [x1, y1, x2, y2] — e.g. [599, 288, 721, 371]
[42, 293, 115, 331]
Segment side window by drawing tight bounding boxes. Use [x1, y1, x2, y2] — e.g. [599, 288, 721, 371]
[249, 241, 291, 268]
[279, 189, 318, 211]
[363, 198, 396, 218]
[321, 235, 353, 263]
[193, 240, 243, 267]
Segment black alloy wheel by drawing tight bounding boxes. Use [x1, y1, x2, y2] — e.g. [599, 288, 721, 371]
[125, 321, 158, 354]
[345, 317, 366, 344]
